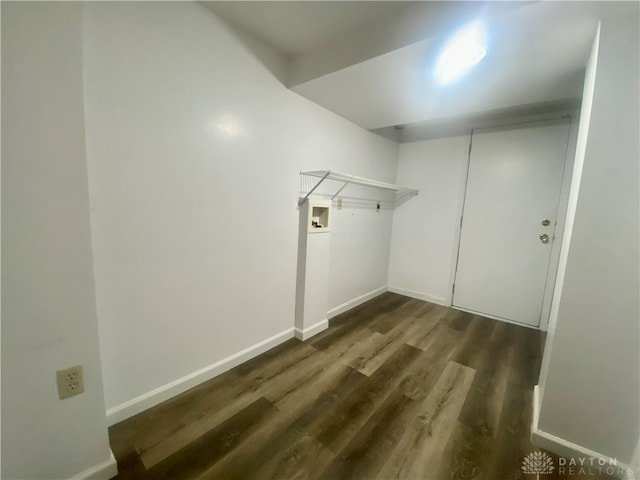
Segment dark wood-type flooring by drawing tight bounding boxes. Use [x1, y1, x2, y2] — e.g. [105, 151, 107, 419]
[109, 293, 613, 480]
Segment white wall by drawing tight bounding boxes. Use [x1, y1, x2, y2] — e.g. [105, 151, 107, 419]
[536, 10, 639, 464]
[329, 204, 394, 313]
[388, 113, 577, 322]
[537, 25, 600, 406]
[388, 136, 470, 305]
[1, 3, 115, 479]
[82, 2, 397, 421]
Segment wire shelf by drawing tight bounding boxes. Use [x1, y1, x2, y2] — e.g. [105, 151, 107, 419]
[298, 170, 418, 209]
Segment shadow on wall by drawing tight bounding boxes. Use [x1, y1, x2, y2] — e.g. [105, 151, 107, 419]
[203, 7, 291, 86]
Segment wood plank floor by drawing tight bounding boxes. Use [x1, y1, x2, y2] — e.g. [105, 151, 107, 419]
[109, 293, 613, 480]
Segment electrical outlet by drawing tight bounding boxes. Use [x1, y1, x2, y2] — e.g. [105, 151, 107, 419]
[56, 365, 84, 399]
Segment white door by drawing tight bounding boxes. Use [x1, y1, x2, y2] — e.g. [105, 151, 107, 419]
[453, 120, 570, 327]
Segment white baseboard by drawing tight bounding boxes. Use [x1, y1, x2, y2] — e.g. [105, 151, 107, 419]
[294, 319, 328, 341]
[532, 384, 541, 432]
[387, 286, 448, 306]
[296, 287, 388, 341]
[531, 385, 633, 480]
[70, 449, 118, 480]
[106, 328, 295, 425]
[327, 286, 387, 319]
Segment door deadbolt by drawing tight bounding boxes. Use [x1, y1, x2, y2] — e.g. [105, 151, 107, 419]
[541, 219, 551, 226]
[539, 233, 550, 244]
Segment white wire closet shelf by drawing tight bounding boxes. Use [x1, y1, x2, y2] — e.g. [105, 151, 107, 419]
[298, 170, 419, 208]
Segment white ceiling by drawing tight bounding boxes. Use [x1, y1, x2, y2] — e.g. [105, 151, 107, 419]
[202, 1, 639, 138]
[203, 2, 404, 57]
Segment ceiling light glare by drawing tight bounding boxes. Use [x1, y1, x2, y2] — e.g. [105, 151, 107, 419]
[436, 22, 487, 84]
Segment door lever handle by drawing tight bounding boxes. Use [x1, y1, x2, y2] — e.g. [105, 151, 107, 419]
[539, 233, 550, 244]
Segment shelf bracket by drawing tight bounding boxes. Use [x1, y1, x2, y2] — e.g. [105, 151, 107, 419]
[331, 182, 349, 200]
[298, 170, 331, 206]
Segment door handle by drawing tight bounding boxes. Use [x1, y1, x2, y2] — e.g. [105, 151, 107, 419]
[539, 233, 550, 244]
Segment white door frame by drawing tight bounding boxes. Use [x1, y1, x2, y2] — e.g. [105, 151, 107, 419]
[446, 114, 578, 331]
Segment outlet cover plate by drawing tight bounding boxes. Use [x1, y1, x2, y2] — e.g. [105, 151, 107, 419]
[56, 365, 84, 399]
